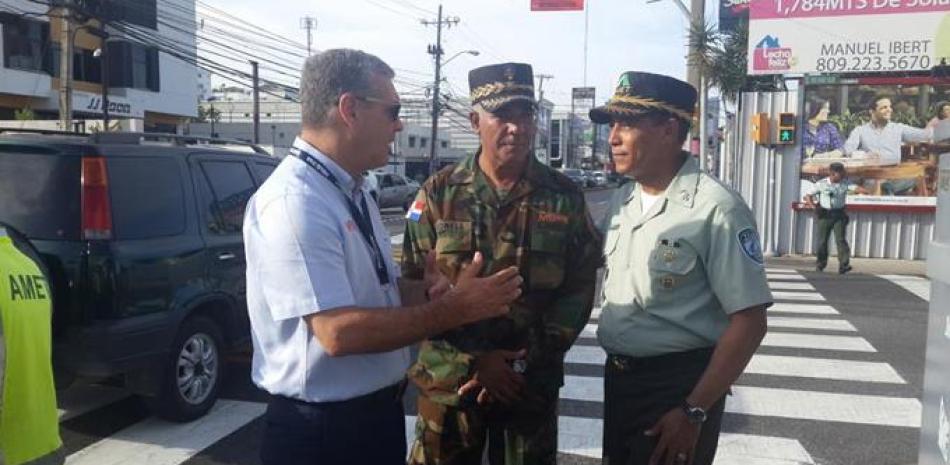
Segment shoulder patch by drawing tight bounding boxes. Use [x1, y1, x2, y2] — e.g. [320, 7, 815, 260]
[736, 227, 764, 266]
[406, 200, 425, 222]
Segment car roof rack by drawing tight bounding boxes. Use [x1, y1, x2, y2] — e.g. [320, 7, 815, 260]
[90, 132, 271, 155]
[0, 127, 87, 137]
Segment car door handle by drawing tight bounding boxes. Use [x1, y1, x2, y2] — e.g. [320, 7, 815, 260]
[218, 252, 236, 261]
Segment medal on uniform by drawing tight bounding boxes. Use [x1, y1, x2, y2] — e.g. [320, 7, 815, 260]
[664, 249, 675, 262]
[662, 276, 675, 289]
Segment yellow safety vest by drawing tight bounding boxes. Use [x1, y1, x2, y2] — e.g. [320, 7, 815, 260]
[0, 231, 61, 465]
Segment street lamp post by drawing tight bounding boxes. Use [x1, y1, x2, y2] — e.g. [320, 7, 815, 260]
[428, 48, 478, 175]
[646, 0, 708, 171]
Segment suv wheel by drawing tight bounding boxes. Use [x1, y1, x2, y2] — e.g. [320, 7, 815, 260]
[148, 316, 225, 422]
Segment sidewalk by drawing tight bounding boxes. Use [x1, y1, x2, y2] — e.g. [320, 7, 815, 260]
[766, 254, 927, 277]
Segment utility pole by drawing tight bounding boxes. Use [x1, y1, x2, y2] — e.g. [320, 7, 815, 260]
[59, 2, 74, 131]
[422, 4, 459, 176]
[300, 16, 317, 56]
[251, 60, 260, 144]
[99, 28, 110, 129]
[535, 74, 553, 164]
[688, 0, 707, 171]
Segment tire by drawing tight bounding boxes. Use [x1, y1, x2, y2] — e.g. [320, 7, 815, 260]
[147, 316, 225, 422]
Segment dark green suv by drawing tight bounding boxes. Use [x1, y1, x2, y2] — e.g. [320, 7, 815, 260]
[0, 130, 277, 421]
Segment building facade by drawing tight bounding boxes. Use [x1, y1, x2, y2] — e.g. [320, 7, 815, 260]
[0, 0, 198, 131]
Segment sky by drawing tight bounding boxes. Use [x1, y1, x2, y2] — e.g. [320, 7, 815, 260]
[202, 0, 721, 112]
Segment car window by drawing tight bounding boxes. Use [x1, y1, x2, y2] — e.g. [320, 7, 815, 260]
[392, 175, 406, 186]
[380, 175, 394, 188]
[198, 160, 256, 235]
[253, 162, 277, 183]
[109, 157, 186, 239]
[0, 146, 80, 240]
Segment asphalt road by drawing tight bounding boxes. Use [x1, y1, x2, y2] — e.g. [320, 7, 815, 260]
[54, 187, 930, 465]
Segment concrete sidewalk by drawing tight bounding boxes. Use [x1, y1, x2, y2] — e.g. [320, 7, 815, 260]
[766, 254, 927, 277]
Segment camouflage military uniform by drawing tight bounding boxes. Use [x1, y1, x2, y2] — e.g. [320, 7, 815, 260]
[402, 153, 602, 465]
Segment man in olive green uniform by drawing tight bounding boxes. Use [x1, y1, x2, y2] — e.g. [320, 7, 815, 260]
[804, 162, 854, 274]
[0, 222, 62, 465]
[403, 63, 602, 465]
[591, 72, 772, 465]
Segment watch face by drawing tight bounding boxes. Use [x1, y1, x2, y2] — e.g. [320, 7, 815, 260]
[686, 406, 707, 423]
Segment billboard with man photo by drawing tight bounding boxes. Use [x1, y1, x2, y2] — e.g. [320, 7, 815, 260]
[800, 80, 950, 206]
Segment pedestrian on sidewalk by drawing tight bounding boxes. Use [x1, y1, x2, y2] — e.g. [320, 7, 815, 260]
[805, 162, 858, 274]
[0, 222, 62, 465]
[243, 49, 523, 465]
[591, 71, 772, 465]
[402, 62, 603, 465]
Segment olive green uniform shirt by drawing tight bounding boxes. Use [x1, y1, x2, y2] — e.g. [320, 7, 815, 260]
[598, 156, 773, 357]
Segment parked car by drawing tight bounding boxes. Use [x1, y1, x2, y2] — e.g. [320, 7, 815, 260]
[591, 170, 609, 187]
[0, 130, 278, 422]
[560, 168, 588, 188]
[367, 171, 418, 210]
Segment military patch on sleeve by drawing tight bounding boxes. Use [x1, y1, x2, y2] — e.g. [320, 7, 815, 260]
[736, 227, 764, 266]
[406, 200, 425, 222]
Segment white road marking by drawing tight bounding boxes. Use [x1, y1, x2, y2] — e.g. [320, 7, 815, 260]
[763, 332, 876, 352]
[714, 433, 815, 465]
[767, 274, 807, 281]
[771, 291, 825, 302]
[64, 400, 266, 465]
[879, 275, 930, 302]
[745, 355, 906, 383]
[769, 282, 816, 291]
[727, 386, 921, 428]
[767, 317, 856, 332]
[58, 384, 131, 422]
[769, 303, 839, 315]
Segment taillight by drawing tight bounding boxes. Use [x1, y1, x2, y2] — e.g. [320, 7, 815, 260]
[81, 157, 113, 240]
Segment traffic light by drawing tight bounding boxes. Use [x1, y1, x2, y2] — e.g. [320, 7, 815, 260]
[751, 113, 770, 145]
[775, 112, 796, 145]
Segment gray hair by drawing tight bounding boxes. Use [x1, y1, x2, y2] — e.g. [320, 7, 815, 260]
[300, 49, 395, 128]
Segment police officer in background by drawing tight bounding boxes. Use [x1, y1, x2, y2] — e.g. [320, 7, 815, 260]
[591, 72, 772, 465]
[403, 63, 602, 465]
[804, 162, 857, 274]
[0, 222, 62, 465]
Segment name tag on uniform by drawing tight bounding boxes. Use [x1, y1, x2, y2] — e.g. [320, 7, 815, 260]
[537, 212, 569, 225]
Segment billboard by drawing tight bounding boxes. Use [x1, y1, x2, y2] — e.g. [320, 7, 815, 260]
[720, 0, 750, 32]
[800, 79, 950, 206]
[531, 0, 584, 11]
[748, 0, 950, 75]
[571, 87, 596, 165]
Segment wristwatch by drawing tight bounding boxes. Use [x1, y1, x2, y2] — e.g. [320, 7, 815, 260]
[681, 401, 708, 424]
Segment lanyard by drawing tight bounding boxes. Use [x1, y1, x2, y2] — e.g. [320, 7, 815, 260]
[289, 147, 390, 286]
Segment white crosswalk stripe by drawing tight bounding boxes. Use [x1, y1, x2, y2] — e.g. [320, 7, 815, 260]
[54, 267, 920, 465]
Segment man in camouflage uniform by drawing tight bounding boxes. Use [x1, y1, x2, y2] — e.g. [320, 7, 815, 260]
[402, 63, 602, 465]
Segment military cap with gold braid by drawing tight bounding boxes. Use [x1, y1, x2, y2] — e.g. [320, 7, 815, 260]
[469, 62, 536, 113]
[589, 71, 697, 124]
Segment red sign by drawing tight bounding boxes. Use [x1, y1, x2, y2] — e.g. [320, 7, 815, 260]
[531, 0, 584, 11]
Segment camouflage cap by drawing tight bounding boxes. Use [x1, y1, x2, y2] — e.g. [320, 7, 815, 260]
[589, 71, 696, 124]
[469, 62, 536, 113]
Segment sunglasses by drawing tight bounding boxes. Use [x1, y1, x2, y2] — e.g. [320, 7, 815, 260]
[356, 95, 401, 121]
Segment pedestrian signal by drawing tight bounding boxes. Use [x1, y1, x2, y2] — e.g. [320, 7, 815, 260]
[775, 113, 796, 145]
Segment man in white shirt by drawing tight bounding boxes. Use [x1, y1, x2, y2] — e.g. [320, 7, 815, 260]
[243, 49, 523, 465]
[843, 96, 931, 166]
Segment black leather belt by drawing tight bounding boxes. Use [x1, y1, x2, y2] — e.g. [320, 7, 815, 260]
[275, 378, 407, 408]
[607, 347, 714, 372]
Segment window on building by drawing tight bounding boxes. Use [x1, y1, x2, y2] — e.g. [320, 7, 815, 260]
[2, 17, 49, 72]
[421, 138, 428, 148]
[107, 41, 159, 91]
[73, 49, 102, 84]
[408, 136, 416, 148]
[106, 0, 157, 29]
[441, 140, 448, 148]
